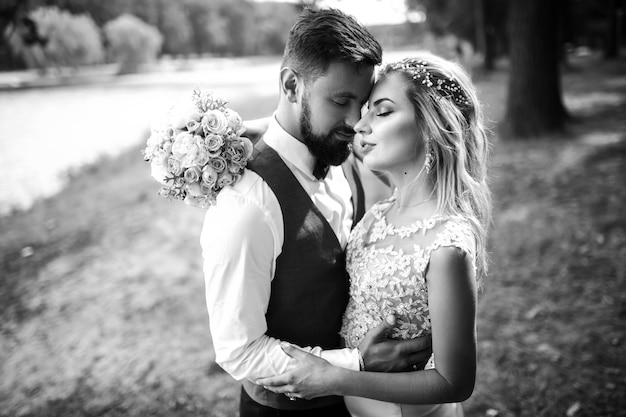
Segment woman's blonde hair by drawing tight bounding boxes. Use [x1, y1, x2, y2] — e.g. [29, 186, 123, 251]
[379, 52, 492, 280]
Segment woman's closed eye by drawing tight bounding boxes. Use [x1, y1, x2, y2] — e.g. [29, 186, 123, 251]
[376, 108, 393, 117]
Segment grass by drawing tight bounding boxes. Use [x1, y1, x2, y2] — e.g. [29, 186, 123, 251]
[1, 56, 625, 417]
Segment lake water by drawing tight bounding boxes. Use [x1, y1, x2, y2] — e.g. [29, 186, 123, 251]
[0, 57, 280, 215]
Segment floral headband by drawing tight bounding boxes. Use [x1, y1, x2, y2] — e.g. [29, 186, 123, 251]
[385, 58, 471, 108]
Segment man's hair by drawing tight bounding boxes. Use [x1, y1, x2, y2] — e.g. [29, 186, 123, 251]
[282, 8, 382, 82]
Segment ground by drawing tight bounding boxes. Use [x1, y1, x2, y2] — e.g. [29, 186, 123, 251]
[0, 56, 624, 417]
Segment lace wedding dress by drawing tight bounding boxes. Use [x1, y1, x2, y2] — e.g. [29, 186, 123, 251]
[340, 197, 476, 417]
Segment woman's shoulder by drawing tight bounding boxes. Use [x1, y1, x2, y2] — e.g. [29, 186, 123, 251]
[432, 216, 476, 255]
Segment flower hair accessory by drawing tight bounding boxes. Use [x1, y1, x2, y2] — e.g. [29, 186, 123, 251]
[386, 58, 470, 107]
[143, 89, 254, 208]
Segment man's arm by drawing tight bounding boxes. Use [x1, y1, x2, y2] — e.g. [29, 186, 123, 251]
[303, 314, 432, 373]
[202, 183, 292, 381]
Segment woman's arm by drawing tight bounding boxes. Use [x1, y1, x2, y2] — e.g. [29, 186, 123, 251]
[242, 117, 271, 143]
[257, 246, 477, 404]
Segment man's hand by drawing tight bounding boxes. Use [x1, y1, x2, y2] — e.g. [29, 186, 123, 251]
[256, 343, 340, 400]
[358, 313, 432, 372]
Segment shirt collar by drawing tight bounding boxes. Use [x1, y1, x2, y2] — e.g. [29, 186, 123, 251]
[263, 114, 317, 181]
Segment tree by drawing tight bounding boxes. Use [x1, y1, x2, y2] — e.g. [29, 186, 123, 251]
[252, 2, 300, 55]
[7, 7, 104, 71]
[217, 0, 255, 56]
[156, 2, 192, 55]
[502, 0, 568, 139]
[481, 0, 508, 70]
[103, 13, 162, 74]
[604, 0, 620, 59]
[404, 0, 508, 71]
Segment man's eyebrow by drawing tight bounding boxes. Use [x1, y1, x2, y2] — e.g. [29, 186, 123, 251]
[332, 92, 358, 98]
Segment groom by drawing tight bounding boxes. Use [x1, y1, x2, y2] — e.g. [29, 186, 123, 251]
[202, 8, 430, 417]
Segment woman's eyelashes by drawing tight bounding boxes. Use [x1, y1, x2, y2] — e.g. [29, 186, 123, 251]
[376, 108, 392, 117]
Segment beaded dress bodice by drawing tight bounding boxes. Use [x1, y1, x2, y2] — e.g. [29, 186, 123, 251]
[340, 198, 477, 352]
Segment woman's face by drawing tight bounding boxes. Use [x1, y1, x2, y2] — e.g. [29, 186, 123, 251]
[354, 73, 422, 176]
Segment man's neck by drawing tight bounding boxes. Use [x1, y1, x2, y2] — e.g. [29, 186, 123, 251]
[275, 106, 305, 145]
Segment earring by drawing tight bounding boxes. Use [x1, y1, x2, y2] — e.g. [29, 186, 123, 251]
[424, 138, 435, 174]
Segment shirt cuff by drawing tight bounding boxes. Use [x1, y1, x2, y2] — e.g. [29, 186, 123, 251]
[319, 348, 361, 371]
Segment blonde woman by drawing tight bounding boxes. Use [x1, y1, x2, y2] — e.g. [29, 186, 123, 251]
[258, 52, 492, 417]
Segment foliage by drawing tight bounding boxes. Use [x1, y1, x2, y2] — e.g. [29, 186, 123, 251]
[252, 1, 301, 55]
[8, 6, 103, 69]
[405, 0, 508, 60]
[103, 13, 162, 74]
[1, 0, 301, 70]
[183, 0, 229, 55]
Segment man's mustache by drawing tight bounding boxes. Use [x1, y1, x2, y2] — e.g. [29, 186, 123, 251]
[332, 127, 356, 138]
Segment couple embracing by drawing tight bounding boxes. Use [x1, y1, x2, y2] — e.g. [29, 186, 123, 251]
[201, 7, 491, 417]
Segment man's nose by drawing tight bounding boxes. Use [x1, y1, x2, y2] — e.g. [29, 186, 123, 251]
[354, 115, 370, 135]
[345, 104, 364, 129]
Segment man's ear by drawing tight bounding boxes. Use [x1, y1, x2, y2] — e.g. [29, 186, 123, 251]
[279, 67, 300, 103]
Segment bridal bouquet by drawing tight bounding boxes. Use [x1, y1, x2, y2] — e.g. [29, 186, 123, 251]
[143, 89, 253, 208]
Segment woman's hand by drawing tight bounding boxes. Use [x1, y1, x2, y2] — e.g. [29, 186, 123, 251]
[242, 117, 270, 143]
[256, 343, 340, 400]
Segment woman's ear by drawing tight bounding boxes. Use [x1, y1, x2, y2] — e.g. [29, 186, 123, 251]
[279, 67, 299, 103]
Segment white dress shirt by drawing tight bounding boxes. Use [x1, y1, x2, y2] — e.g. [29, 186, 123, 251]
[201, 115, 360, 382]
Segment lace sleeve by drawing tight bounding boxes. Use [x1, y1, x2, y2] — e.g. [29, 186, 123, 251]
[429, 218, 478, 281]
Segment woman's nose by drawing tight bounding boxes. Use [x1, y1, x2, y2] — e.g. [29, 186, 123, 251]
[354, 116, 370, 134]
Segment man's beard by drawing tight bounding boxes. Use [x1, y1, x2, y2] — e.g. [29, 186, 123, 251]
[300, 95, 354, 167]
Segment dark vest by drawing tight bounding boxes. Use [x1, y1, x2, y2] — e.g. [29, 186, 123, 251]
[242, 140, 364, 410]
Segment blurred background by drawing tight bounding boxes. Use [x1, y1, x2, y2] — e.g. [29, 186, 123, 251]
[0, 0, 624, 416]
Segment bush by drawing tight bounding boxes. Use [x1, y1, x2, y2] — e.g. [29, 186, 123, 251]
[10, 7, 104, 70]
[103, 14, 162, 75]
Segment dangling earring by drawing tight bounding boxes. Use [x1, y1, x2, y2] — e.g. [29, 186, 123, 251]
[424, 138, 435, 174]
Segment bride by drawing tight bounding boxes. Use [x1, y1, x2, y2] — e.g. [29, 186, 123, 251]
[257, 52, 492, 417]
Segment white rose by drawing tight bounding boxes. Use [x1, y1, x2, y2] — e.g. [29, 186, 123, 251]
[205, 134, 224, 153]
[186, 181, 203, 197]
[223, 108, 243, 131]
[202, 165, 218, 186]
[202, 110, 229, 135]
[217, 172, 235, 188]
[184, 166, 202, 184]
[167, 157, 184, 176]
[171, 132, 200, 168]
[147, 130, 169, 148]
[209, 156, 227, 173]
[240, 136, 254, 160]
[144, 130, 170, 159]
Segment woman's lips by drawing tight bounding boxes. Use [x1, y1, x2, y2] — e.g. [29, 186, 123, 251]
[360, 140, 375, 153]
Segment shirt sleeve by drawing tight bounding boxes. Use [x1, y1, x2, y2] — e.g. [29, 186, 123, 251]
[318, 347, 361, 370]
[201, 176, 360, 381]
[202, 183, 290, 381]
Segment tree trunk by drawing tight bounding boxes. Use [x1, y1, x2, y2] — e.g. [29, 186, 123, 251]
[473, 0, 486, 59]
[502, 0, 568, 139]
[482, 0, 498, 71]
[605, 0, 619, 59]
